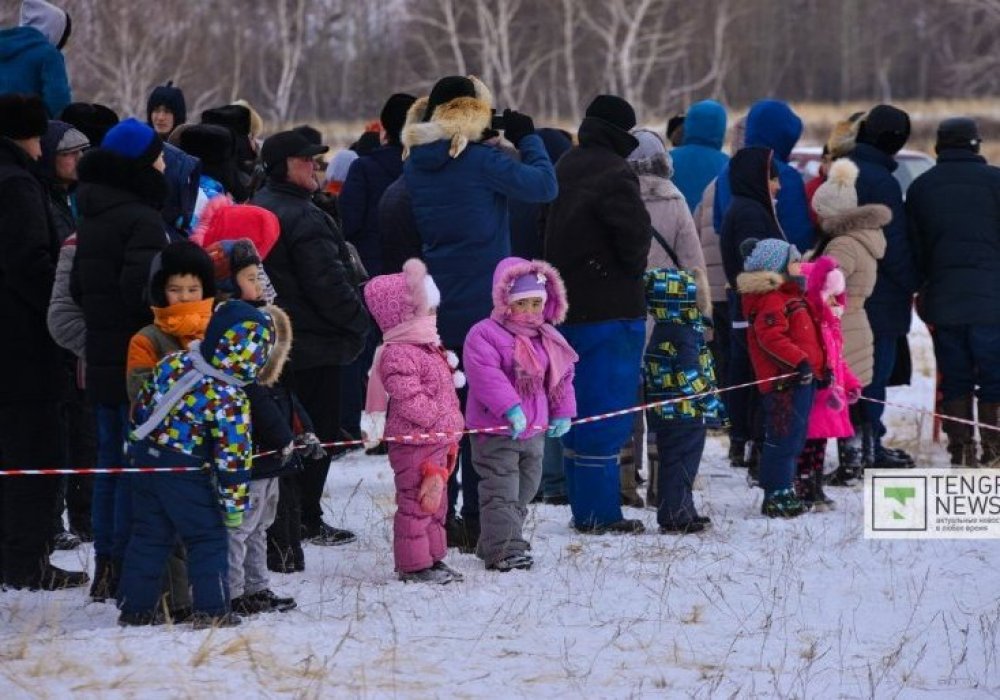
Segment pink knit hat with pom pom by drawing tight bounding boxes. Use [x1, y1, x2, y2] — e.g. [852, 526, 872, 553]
[363, 258, 440, 333]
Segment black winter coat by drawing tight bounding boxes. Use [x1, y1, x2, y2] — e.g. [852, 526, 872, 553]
[850, 143, 918, 336]
[378, 175, 422, 274]
[339, 144, 405, 276]
[544, 117, 651, 324]
[719, 147, 785, 290]
[906, 149, 1000, 326]
[0, 137, 62, 403]
[71, 148, 170, 404]
[253, 181, 369, 369]
[247, 380, 315, 480]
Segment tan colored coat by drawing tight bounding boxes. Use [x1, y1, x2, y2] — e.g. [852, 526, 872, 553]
[816, 204, 890, 386]
[693, 178, 726, 303]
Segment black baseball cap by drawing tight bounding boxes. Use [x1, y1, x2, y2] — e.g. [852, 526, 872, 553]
[260, 130, 329, 172]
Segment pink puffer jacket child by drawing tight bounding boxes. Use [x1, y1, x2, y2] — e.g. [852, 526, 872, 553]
[463, 257, 577, 439]
[363, 259, 464, 445]
[802, 256, 862, 439]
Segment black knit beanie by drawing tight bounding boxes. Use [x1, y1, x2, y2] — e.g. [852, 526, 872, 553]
[935, 117, 981, 154]
[381, 93, 417, 144]
[146, 81, 187, 127]
[857, 105, 911, 156]
[585, 95, 637, 132]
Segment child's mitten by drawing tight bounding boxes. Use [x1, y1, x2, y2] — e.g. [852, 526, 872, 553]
[505, 404, 527, 439]
[547, 417, 572, 438]
[224, 511, 244, 528]
[418, 464, 449, 513]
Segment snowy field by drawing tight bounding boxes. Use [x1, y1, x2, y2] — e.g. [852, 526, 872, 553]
[2, 319, 999, 699]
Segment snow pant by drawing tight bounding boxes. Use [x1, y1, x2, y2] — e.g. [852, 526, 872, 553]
[267, 474, 303, 571]
[709, 301, 731, 397]
[932, 324, 1000, 403]
[289, 366, 339, 531]
[759, 382, 815, 495]
[796, 438, 827, 481]
[654, 422, 707, 527]
[538, 437, 566, 499]
[726, 294, 764, 447]
[0, 402, 60, 586]
[862, 334, 899, 446]
[389, 442, 454, 573]
[446, 352, 480, 521]
[92, 403, 131, 561]
[53, 390, 95, 535]
[561, 319, 645, 529]
[472, 434, 544, 566]
[227, 478, 280, 599]
[118, 471, 229, 616]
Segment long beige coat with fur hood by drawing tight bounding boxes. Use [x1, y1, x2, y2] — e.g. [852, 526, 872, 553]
[815, 204, 889, 386]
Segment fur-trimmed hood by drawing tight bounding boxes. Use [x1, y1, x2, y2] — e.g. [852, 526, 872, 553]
[800, 255, 844, 323]
[491, 257, 568, 324]
[402, 76, 493, 161]
[256, 304, 292, 387]
[636, 171, 684, 202]
[736, 270, 787, 295]
[76, 147, 168, 213]
[819, 203, 889, 260]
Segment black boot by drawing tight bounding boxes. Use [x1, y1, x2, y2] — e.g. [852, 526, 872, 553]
[89, 555, 117, 602]
[728, 439, 747, 468]
[941, 396, 976, 466]
[746, 441, 762, 487]
[978, 402, 1000, 467]
[446, 515, 479, 553]
[810, 469, 835, 511]
[829, 436, 862, 485]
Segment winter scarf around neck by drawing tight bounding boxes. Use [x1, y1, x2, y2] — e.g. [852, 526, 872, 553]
[490, 308, 578, 402]
[364, 315, 442, 415]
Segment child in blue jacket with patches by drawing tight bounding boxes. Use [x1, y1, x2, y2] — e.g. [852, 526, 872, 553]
[643, 267, 725, 534]
[116, 300, 275, 628]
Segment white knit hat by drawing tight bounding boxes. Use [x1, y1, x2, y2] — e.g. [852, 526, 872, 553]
[812, 158, 859, 220]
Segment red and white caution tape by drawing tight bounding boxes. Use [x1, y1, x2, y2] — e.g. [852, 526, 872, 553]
[859, 396, 1000, 434]
[0, 372, 794, 476]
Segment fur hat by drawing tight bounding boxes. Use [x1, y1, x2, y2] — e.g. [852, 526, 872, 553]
[585, 95, 636, 132]
[20, 0, 71, 50]
[364, 258, 440, 333]
[201, 104, 252, 137]
[177, 124, 233, 165]
[147, 240, 216, 308]
[812, 159, 859, 220]
[402, 76, 492, 160]
[205, 239, 262, 299]
[146, 81, 187, 127]
[193, 199, 280, 260]
[380, 93, 417, 144]
[231, 99, 264, 139]
[826, 111, 865, 159]
[740, 238, 801, 274]
[101, 118, 162, 166]
[59, 102, 118, 145]
[936, 117, 981, 154]
[423, 76, 477, 122]
[857, 105, 910, 156]
[0, 94, 48, 140]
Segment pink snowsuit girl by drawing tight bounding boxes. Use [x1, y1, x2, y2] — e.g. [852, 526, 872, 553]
[463, 257, 577, 570]
[363, 259, 465, 583]
[795, 255, 862, 509]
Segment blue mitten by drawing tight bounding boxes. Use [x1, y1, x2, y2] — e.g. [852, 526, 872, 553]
[505, 405, 527, 439]
[547, 417, 572, 438]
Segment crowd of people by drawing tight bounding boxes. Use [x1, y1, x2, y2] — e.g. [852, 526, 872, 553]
[1, 0, 999, 627]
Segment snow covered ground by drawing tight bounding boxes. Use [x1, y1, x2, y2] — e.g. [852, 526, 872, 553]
[2, 320, 999, 699]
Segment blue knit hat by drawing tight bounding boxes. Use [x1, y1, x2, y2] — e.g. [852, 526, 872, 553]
[741, 238, 801, 274]
[101, 117, 162, 165]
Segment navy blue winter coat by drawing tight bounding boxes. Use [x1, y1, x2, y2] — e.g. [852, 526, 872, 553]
[0, 26, 70, 118]
[714, 100, 813, 254]
[339, 144, 405, 276]
[402, 94, 557, 349]
[669, 100, 729, 212]
[906, 149, 1000, 327]
[850, 142, 918, 335]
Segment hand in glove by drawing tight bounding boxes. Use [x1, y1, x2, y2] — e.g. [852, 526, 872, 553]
[224, 511, 244, 528]
[847, 387, 862, 404]
[279, 440, 297, 467]
[505, 404, 527, 439]
[295, 432, 326, 461]
[795, 361, 814, 385]
[502, 109, 535, 148]
[418, 470, 446, 514]
[546, 417, 572, 438]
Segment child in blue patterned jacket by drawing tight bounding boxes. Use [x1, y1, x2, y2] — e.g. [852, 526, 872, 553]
[116, 300, 275, 628]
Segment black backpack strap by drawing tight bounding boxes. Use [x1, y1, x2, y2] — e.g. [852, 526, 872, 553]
[650, 227, 681, 268]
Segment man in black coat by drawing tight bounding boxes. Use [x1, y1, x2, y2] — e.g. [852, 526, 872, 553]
[0, 94, 88, 590]
[253, 130, 370, 546]
[544, 95, 650, 535]
[907, 118, 1000, 465]
[849, 105, 919, 469]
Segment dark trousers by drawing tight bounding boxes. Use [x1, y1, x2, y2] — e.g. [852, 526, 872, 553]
[862, 335, 899, 443]
[0, 402, 61, 584]
[759, 383, 815, 494]
[709, 301, 731, 391]
[339, 330, 379, 437]
[654, 422, 707, 526]
[117, 472, 229, 616]
[53, 393, 96, 534]
[267, 474, 303, 570]
[289, 366, 341, 529]
[92, 403, 131, 560]
[932, 324, 1000, 403]
[446, 352, 480, 521]
[726, 323, 763, 445]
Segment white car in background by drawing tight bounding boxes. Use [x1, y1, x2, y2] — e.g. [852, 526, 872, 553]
[789, 146, 935, 195]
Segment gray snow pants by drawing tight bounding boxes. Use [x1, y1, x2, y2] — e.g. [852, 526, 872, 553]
[227, 478, 280, 599]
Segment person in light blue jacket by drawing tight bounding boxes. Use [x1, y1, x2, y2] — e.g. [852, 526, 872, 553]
[0, 0, 72, 118]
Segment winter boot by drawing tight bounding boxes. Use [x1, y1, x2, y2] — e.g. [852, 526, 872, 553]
[446, 515, 480, 553]
[431, 560, 465, 582]
[252, 588, 297, 612]
[761, 489, 810, 519]
[941, 396, 976, 466]
[399, 566, 458, 584]
[746, 441, 762, 487]
[728, 439, 747, 468]
[619, 441, 644, 508]
[230, 594, 273, 616]
[190, 611, 242, 629]
[485, 553, 534, 572]
[829, 435, 863, 485]
[977, 402, 1000, 467]
[574, 518, 646, 535]
[809, 469, 835, 511]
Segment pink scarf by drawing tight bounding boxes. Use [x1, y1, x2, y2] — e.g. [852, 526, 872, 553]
[364, 315, 441, 413]
[490, 309, 578, 401]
